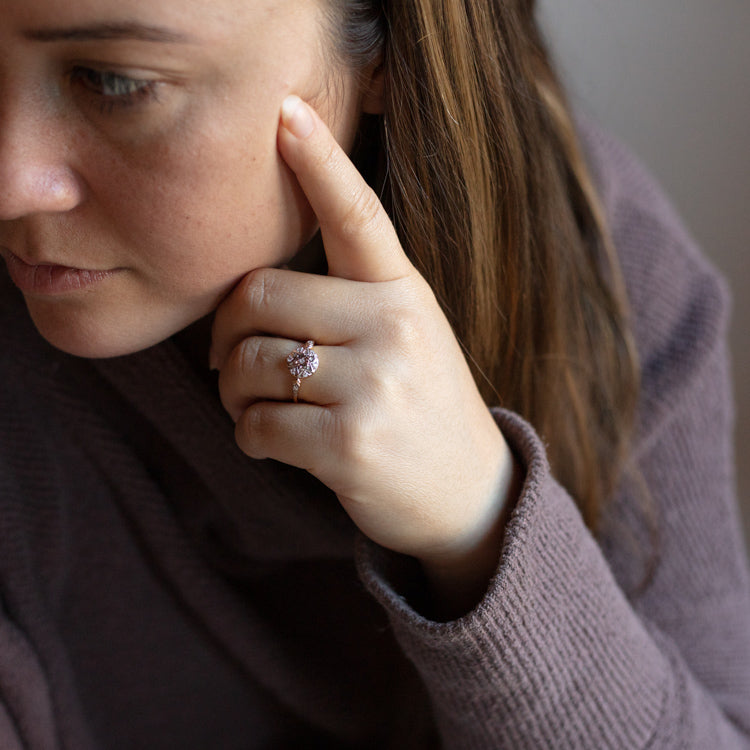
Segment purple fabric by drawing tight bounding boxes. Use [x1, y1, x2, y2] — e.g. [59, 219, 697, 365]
[0, 123, 748, 748]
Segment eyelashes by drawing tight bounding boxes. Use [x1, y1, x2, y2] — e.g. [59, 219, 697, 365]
[69, 66, 160, 114]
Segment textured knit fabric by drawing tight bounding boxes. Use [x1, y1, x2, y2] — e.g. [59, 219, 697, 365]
[0, 123, 749, 749]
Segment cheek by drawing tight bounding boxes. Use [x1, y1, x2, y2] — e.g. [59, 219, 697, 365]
[88, 121, 317, 295]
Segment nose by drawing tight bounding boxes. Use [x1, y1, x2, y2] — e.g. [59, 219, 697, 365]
[0, 99, 84, 220]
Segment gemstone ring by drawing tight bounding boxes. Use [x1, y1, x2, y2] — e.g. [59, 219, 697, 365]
[286, 340, 319, 403]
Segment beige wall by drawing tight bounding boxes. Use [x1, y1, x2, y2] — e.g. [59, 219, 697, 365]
[537, 1, 750, 546]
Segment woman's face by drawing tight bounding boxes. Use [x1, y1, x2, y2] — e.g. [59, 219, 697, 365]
[0, 0, 362, 357]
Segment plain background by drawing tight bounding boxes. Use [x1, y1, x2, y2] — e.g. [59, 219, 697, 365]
[537, 0, 750, 549]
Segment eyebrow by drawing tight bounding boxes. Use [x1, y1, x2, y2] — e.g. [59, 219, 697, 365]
[22, 22, 195, 44]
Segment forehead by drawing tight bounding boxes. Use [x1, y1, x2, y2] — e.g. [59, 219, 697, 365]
[3, 0, 323, 43]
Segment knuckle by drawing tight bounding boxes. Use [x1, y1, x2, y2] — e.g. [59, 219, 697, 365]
[218, 337, 271, 415]
[236, 337, 265, 377]
[359, 357, 409, 419]
[359, 360, 393, 402]
[382, 303, 425, 355]
[238, 267, 276, 316]
[331, 408, 380, 472]
[235, 406, 268, 460]
[339, 184, 383, 243]
[223, 337, 263, 383]
[317, 138, 341, 176]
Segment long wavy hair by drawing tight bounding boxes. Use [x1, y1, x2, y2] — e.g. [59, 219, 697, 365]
[327, 0, 640, 532]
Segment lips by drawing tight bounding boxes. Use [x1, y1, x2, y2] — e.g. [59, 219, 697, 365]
[1, 248, 117, 295]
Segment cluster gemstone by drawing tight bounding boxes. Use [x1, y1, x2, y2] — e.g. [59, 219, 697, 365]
[286, 341, 319, 379]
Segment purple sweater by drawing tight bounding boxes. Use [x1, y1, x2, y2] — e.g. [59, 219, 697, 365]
[0, 123, 749, 749]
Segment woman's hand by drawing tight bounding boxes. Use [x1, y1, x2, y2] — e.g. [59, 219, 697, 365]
[211, 96, 520, 613]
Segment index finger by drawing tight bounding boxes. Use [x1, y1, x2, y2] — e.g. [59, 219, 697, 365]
[277, 95, 413, 283]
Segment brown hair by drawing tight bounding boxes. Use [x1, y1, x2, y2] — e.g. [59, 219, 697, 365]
[329, 0, 640, 532]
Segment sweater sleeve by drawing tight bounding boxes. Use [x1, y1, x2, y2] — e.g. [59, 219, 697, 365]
[355, 139, 750, 748]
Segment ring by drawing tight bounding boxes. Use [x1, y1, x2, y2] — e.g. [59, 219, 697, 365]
[286, 340, 319, 403]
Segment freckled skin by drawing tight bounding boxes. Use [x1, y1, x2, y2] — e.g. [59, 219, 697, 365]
[1, 0, 517, 610]
[0, 0, 359, 358]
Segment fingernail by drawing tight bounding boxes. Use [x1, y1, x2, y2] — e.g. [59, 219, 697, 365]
[281, 95, 314, 139]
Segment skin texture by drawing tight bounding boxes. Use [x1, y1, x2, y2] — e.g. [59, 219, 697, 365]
[216, 98, 519, 612]
[0, 0, 518, 614]
[0, 0, 360, 356]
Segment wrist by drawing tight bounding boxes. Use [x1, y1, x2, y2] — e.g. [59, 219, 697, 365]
[419, 445, 523, 619]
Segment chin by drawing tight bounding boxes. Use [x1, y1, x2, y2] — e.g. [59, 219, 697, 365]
[34, 322, 164, 360]
[26, 303, 186, 360]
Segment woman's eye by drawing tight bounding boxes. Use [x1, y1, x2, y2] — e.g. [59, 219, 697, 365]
[70, 67, 159, 113]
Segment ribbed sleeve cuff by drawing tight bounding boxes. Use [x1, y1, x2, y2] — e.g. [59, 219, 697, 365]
[356, 409, 673, 749]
